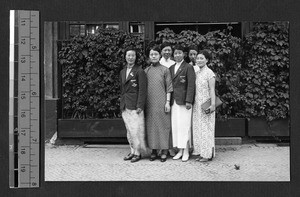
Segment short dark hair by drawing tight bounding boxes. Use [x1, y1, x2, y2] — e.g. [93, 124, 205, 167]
[147, 45, 161, 56]
[173, 44, 185, 52]
[160, 42, 172, 51]
[198, 49, 211, 61]
[124, 46, 138, 62]
[188, 45, 198, 53]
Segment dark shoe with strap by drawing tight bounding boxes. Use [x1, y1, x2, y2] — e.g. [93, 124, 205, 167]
[149, 153, 157, 161]
[124, 153, 134, 161]
[160, 154, 167, 162]
[131, 155, 141, 163]
[149, 150, 157, 161]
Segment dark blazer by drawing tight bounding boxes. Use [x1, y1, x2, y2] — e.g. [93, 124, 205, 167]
[169, 61, 196, 106]
[120, 65, 147, 111]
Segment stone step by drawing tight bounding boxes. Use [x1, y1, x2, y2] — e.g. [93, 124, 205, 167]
[51, 136, 243, 146]
[215, 137, 242, 145]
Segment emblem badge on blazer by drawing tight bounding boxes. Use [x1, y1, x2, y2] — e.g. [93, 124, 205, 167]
[180, 76, 186, 83]
[131, 79, 137, 87]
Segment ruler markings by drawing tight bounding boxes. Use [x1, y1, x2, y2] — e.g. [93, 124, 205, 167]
[20, 72, 38, 74]
[15, 10, 40, 188]
[29, 11, 32, 188]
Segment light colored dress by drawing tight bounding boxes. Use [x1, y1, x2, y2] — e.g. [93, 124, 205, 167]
[144, 63, 173, 149]
[192, 65, 216, 159]
[122, 110, 147, 153]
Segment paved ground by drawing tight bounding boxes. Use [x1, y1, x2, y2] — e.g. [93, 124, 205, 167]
[45, 143, 290, 181]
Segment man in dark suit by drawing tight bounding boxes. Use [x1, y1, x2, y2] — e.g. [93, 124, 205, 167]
[169, 44, 195, 162]
[120, 47, 147, 163]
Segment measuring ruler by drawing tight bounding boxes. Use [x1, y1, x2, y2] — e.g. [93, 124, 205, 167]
[9, 10, 40, 188]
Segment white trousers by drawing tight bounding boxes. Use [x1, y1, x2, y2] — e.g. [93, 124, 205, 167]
[122, 109, 147, 154]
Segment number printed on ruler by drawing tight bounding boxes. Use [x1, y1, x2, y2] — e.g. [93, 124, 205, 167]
[18, 10, 39, 188]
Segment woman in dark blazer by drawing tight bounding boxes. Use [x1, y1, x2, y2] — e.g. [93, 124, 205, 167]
[169, 44, 196, 162]
[120, 47, 147, 163]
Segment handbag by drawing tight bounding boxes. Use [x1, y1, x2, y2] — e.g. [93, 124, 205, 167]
[201, 96, 223, 111]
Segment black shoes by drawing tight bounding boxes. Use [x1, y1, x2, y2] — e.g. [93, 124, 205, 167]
[124, 153, 134, 161]
[149, 153, 157, 161]
[149, 150, 158, 161]
[160, 154, 167, 162]
[124, 153, 142, 162]
[131, 155, 141, 163]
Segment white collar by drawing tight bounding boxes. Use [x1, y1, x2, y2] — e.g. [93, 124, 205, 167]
[175, 60, 184, 66]
[162, 57, 173, 62]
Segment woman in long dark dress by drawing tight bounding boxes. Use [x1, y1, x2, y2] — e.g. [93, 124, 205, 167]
[144, 46, 173, 162]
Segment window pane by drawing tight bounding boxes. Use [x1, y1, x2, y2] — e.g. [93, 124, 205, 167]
[80, 25, 85, 36]
[105, 24, 119, 29]
[130, 22, 145, 33]
[69, 25, 80, 36]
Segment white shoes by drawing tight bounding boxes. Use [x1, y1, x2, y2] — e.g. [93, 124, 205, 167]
[182, 154, 189, 162]
[173, 152, 189, 161]
[173, 152, 183, 160]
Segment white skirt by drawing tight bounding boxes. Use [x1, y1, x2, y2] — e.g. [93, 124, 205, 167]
[171, 101, 192, 148]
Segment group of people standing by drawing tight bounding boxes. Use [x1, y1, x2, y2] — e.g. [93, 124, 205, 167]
[120, 42, 217, 163]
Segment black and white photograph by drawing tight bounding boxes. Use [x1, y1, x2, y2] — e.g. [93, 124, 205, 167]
[44, 21, 290, 181]
[2, 1, 300, 197]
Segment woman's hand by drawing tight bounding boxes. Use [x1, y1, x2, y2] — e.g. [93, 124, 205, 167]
[205, 105, 216, 114]
[186, 102, 192, 110]
[136, 108, 143, 114]
[165, 102, 171, 113]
